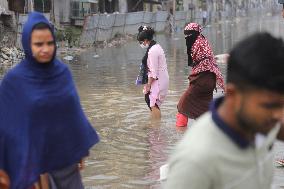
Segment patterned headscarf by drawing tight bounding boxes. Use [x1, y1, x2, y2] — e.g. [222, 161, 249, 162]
[184, 23, 225, 90]
[184, 23, 202, 34]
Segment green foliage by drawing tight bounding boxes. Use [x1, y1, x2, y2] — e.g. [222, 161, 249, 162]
[55, 26, 82, 47]
[113, 32, 123, 38]
[55, 29, 65, 41]
[176, 0, 182, 5]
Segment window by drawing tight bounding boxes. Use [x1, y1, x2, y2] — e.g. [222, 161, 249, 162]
[34, 0, 51, 13]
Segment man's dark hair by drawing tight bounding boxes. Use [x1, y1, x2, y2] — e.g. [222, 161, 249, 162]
[227, 32, 284, 93]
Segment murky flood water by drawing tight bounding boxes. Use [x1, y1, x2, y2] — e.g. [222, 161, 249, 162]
[1, 12, 284, 189]
[65, 14, 284, 189]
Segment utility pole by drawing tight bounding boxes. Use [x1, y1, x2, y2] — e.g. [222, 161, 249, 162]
[172, 0, 176, 34]
[27, 0, 34, 12]
[41, 0, 45, 12]
[50, 0, 55, 24]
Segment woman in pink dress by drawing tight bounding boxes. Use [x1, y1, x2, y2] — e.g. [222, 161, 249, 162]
[137, 26, 169, 119]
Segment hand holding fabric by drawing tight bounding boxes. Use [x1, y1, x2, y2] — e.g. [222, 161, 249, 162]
[143, 84, 151, 94]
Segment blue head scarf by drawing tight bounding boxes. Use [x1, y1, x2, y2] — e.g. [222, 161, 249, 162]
[0, 12, 99, 188]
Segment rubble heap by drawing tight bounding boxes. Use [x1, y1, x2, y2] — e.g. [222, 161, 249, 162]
[0, 46, 24, 72]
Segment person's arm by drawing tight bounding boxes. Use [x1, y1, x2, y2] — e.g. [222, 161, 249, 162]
[0, 170, 10, 189]
[78, 157, 86, 170]
[144, 77, 155, 93]
[276, 115, 284, 140]
[165, 158, 212, 189]
[144, 49, 159, 93]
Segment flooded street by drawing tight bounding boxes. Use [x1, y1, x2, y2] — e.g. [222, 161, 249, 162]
[64, 13, 284, 189]
[1, 11, 283, 188]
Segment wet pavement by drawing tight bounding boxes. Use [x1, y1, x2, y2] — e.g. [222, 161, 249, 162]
[64, 13, 284, 189]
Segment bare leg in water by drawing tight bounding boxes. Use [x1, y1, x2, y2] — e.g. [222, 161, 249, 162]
[151, 106, 161, 120]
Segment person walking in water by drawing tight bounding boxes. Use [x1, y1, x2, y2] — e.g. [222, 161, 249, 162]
[0, 12, 99, 189]
[202, 9, 208, 26]
[136, 26, 169, 119]
[176, 23, 225, 127]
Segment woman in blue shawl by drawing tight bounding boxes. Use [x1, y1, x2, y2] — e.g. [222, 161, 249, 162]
[0, 12, 99, 188]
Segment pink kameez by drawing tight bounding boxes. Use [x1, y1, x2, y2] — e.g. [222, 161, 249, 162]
[145, 44, 169, 108]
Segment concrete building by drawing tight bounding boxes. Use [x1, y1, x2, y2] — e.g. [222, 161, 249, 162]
[98, 0, 119, 13]
[34, 0, 51, 13]
[183, 0, 199, 11]
[0, 0, 14, 46]
[53, 0, 71, 24]
[127, 0, 166, 12]
[52, 0, 102, 26]
[119, 0, 128, 13]
[0, 0, 9, 14]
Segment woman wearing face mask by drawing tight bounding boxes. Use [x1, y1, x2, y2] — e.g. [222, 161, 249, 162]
[137, 26, 169, 119]
[176, 23, 225, 127]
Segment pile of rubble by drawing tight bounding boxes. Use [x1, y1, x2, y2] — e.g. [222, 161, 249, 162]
[0, 46, 24, 71]
[93, 34, 135, 49]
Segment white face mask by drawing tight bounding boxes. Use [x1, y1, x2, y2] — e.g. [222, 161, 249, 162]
[140, 43, 149, 49]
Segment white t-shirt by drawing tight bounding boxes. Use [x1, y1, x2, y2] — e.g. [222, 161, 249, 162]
[202, 11, 207, 18]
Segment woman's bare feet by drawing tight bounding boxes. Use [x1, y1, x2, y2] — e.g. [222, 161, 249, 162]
[151, 106, 161, 120]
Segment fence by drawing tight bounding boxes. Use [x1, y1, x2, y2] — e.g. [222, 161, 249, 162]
[80, 7, 274, 46]
[13, 7, 277, 47]
[80, 11, 187, 46]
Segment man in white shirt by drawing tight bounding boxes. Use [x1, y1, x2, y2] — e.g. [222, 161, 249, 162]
[165, 32, 284, 189]
[202, 10, 207, 25]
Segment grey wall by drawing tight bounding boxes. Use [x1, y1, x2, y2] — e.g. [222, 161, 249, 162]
[80, 11, 186, 45]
